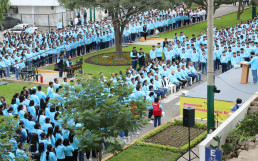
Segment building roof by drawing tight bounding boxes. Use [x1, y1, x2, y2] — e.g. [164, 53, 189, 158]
[10, 0, 60, 6]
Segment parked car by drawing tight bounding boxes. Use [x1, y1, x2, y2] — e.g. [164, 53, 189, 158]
[4, 24, 39, 34]
[0, 16, 21, 30]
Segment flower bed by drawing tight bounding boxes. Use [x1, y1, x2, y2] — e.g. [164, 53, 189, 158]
[107, 120, 207, 161]
[136, 120, 207, 153]
[85, 52, 149, 66]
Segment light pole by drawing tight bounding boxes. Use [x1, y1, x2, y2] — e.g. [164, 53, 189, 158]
[207, 0, 215, 133]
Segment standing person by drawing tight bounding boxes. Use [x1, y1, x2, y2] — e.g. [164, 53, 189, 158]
[57, 55, 65, 77]
[138, 48, 145, 67]
[69, 133, 79, 161]
[46, 82, 54, 99]
[83, 9, 87, 22]
[57, 19, 63, 30]
[143, 24, 147, 41]
[14, 60, 20, 80]
[242, 52, 258, 84]
[146, 92, 155, 123]
[130, 47, 138, 70]
[150, 45, 156, 60]
[63, 138, 74, 161]
[152, 97, 163, 128]
[221, 51, 228, 73]
[155, 43, 163, 61]
[0, 57, 6, 78]
[200, 50, 207, 74]
[56, 138, 66, 161]
[44, 144, 57, 161]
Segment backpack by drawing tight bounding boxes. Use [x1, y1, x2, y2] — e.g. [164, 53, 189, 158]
[152, 102, 162, 116]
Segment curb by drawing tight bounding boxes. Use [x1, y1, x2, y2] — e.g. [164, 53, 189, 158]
[1, 78, 48, 86]
[102, 115, 181, 161]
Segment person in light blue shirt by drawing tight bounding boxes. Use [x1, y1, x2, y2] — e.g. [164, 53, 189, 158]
[214, 45, 221, 70]
[188, 62, 201, 82]
[243, 52, 258, 84]
[55, 138, 66, 160]
[134, 85, 146, 101]
[54, 78, 61, 92]
[230, 98, 242, 112]
[0, 57, 6, 78]
[57, 19, 63, 30]
[155, 43, 163, 61]
[146, 92, 155, 123]
[150, 46, 156, 60]
[231, 52, 240, 66]
[154, 75, 167, 98]
[46, 82, 54, 99]
[30, 88, 40, 106]
[200, 51, 207, 74]
[220, 51, 228, 73]
[63, 138, 74, 159]
[43, 144, 57, 161]
[28, 100, 37, 119]
[36, 85, 46, 101]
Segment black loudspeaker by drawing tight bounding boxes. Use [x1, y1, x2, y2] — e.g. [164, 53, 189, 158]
[183, 106, 195, 127]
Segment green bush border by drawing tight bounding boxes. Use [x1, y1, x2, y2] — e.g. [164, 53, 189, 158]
[135, 120, 207, 153]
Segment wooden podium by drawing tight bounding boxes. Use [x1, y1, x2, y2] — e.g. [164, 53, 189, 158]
[241, 64, 250, 84]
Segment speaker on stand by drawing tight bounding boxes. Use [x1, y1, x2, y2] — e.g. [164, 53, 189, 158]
[182, 106, 199, 161]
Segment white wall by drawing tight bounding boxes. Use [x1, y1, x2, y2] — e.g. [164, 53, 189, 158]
[199, 92, 258, 161]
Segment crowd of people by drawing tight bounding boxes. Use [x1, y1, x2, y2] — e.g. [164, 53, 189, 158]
[1, 3, 258, 161]
[0, 5, 208, 79]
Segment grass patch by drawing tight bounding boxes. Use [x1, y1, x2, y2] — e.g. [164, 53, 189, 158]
[158, 8, 252, 38]
[109, 145, 181, 161]
[46, 45, 152, 76]
[108, 120, 206, 161]
[0, 83, 47, 104]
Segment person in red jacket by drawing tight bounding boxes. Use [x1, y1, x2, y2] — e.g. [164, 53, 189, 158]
[152, 97, 163, 127]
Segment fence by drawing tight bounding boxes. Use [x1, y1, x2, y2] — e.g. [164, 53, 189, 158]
[10, 11, 75, 27]
[198, 92, 258, 161]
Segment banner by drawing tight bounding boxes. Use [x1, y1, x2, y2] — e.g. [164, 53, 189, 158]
[180, 96, 233, 122]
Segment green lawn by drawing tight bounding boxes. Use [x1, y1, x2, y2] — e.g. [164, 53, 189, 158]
[0, 83, 47, 104]
[159, 8, 252, 38]
[108, 145, 181, 161]
[46, 8, 252, 76]
[46, 45, 152, 76]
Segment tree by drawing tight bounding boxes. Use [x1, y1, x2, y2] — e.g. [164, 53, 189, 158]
[0, 116, 18, 157]
[54, 74, 148, 161]
[0, 116, 31, 160]
[0, 0, 9, 28]
[237, 0, 244, 20]
[58, 0, 170, 60]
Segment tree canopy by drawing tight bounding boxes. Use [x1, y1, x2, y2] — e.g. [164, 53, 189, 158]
[54, 74, 148, 160]
[58, 0, 171, 59]
[0, 0, 9, 26]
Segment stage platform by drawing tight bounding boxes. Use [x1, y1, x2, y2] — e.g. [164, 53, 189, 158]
[186, 68, 258, 102]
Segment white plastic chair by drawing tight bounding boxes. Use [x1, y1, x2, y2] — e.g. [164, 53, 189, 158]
[164, 77, 176, 93]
